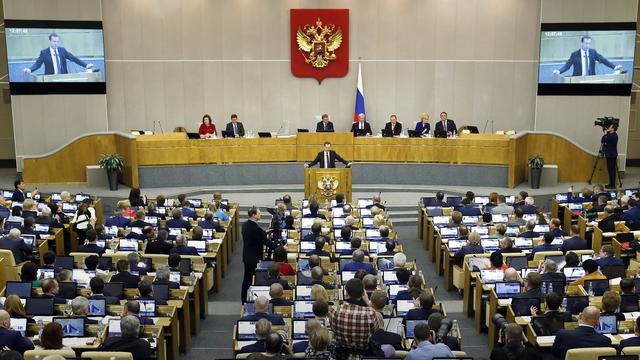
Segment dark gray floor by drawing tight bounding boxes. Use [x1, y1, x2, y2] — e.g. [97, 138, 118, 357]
[183, 223, 490, 360]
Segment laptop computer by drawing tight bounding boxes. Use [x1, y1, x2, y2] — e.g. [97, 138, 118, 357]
[381, 129, 393, 137]
[25, 297, 54, 316]
[396, 299, 415, 316]
[506, 256, 528, 270]
[37, 268, 54, 280]
[237, 320, 259, 340]
[353, 129, 368, 137]
[119, 239, 138, 251]
[6, 281, 32, 298]
[54, 256, 74, 270]
[407, 130, 421, 138]
[10, 318, 27, 336]
[563, 267, 586, 281]
[511, 297, 540, 316]
[494, 282, 521, 299]
[188, 240, 207, 254]
[54, 317, 85, 337]
[58, 281, 78, 299]
[405, 320, 428, 338]
[108, 318, 122, 337]
[88, 298, 106, 316]
[294, 300, 315, 318]
[564, 296, 589, 315]
[103, 282, 125, 299]
[152, 283, 170, 302]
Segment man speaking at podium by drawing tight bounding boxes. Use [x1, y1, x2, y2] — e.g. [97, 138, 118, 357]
[553, 36, 621, 77]
[304, 142, 352, 169]
[23, 33, 93, 75]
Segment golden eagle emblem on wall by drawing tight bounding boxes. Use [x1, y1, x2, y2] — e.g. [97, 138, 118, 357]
[317, 175, 339, 197]
[296, 18, 343, 69]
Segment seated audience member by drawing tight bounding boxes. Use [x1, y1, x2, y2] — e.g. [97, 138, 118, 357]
[310, 284, 330, 303]
[123, 300, 153, 325]
[0, 228, 32, 263]
[518, 271, 543, 300]
[565, 251, 580, 267]
[530, 232, 560, 260]
[623, 198, 640, 225]
[145, 202, 165, 221]
[77, 229, 104, 255]
[40, 279, 66, 304]
[71, 296, 98, 324]
[449, 211, 463, 228]
[378, 225, 392, 242]
[18, 216, 35, 237]
[274, 246, 295, 276]
[396, 268, 411, 286]
[111, 260, 141, 288]
[393, 252, 407, 271]
[311, 266, 334, 289]
[128, 209, 150, 229]
[292, 318, 322, 353]
[595, 244, 624, 268]
[552, 306, 611, 360]
[569, 259, 607, 286]
[179, 201, 197, 220]
[540, 259, 566, 283]
[305, 327, 334, 359]
[596, 205, 618, 233]
[378, 238, 397, 256]
[7, 206, 23, 226]
[170, 234, 199, 255]
[428, 312, 461, 351]
[530, 292, 573, 329]
[406, 291, 441, 320]
[41, 250, 55, 269]
[211, 201, 230, 222]
[339, 226, 352, 243]
[304, 201, 326, 220]
[38, 322, 65, 350]
[89, 277, 120, 305]
[342, 250, 375, 274]
[307, 237, 331, 258]
[498, 237, 521, 253]
[521, 196, 538, 214]
[20, 261, 40, 288]
[4, 295, 34, 324]
[620, 278, 636, 295]
[363, 274, 378, 296]
[601, 291, 625, 321]
[591, 195, 609, 213]
[406, 322, 453, 360]
[269, 283, 294, 306]
[266, 262, 291, 289]
[344, 237, 369, 257]
[264, 332, 291, 359]
[303, 223, 324, 243]
[548, 218, 566, 237]
[460, 200, 482, 216]
[240, 318, 271, 353]
[490, 323, 539, 360]
[369, 289, 391, 318]
[166, 208, 192, 232]
[137, 279, 166, 305]
[488, 251, 508, 271]
[507, 208, 526, 226]
[492, 195, 515, 215]
[619, 317, 640, 351]
[240, 296, 285, 325]
[0, 310, 33, 354]
[100, 315, 151, 360]
[154, 265, 180, 289]
[453, 231, 483, 261]
[494, 224, 507, 239]
[145, 229, 172, 255]
[519, 221, 538, 239]
[128, 252, 148, 276]
[104, 205, 130, 228]
[312, 300, 330, 325]
[503, 268, 522, 282]
[560, 225, 588, 253]
[84, 254, 106, 277]
[197, 211, 224, 233]
[396, 275, 424, 301]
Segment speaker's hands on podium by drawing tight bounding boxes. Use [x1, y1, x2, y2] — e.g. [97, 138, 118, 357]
[346, 162, 352, 168]
[552, 69, 560, 75]
[614, 65, 622, 71]
[303, 163, 309, 168]
[23, 68, 31, 73]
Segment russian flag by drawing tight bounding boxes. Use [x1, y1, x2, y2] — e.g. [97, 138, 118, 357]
[354, 63, 365, 122]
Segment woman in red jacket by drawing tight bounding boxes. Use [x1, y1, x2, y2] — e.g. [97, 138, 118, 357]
[199, 114, 217, 138]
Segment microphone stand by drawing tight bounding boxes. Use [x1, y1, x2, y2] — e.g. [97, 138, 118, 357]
[482, 119, 490, 133]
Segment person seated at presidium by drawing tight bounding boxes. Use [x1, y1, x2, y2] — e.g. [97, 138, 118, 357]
[434, 112, 457, 138]
[350, 113, 372, 136]
[198, 114, 217, 139]
[304, 141, 351, 169]
[384, 114, 402, 136]
[414, 113, 431, 136]
[225, 114, 245, 137]
[316, 113, 334, 132]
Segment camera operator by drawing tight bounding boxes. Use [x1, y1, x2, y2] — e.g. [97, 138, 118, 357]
[601, 122, 619, 189]
[405, 322, 453, 360]
[490, 323, 539, 360]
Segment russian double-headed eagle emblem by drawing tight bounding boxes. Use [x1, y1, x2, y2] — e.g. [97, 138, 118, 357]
[296, 18, 343, 69]
[317, 175, 339, 197]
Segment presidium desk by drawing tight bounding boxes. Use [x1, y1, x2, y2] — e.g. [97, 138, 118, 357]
[22, 131, 610, 189]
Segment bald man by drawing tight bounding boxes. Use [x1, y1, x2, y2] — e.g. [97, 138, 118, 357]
[0, 310, 34, 354]
[239, 296, 285, 325]
[552, 306, 612, 359]
[269, 283, 294, 306]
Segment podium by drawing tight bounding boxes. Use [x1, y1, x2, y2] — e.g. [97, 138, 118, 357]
[304, 168, 352, 202]
[27, 72, 103, 82]
[553, 73, 629, 84]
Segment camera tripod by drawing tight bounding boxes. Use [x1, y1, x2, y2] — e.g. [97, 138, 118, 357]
[588, 143, 622, 188]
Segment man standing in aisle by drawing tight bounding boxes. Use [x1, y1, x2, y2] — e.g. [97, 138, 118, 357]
[241, 207, 275, 303]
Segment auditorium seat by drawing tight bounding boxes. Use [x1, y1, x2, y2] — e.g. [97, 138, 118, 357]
[620, 346, 640, 356]
[565, 347, 616, 360]
[452, 350, 469, 357]
[24, 349, 77, 360]
[82, 352, 134, 360]
[532, 250, 563, 262]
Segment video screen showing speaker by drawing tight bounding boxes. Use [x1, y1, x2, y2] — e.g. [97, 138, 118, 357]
[537, 22, 636, 96]
[4, 19, 106, 95]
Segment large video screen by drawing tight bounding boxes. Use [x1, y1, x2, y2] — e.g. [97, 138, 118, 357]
[4, 20, 106, 95]
[538, 23, 636, 96]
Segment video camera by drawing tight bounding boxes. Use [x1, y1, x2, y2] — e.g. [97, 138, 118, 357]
[594, 117, 619, 131]
[492, 314, 509, 344]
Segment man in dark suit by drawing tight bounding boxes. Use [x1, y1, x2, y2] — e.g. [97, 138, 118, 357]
[378, 238, 397, 256]
[225, 114, 245, 137]
[89, 277, 120, 305]
[342, 250, 375, 274]
[310, 266, 334, 289]
[110, 260, 141, 289]
[530, 232, 560, 260]
[531, 292, 573, 335]
[154, 266, 180, 289]
[269, 283, 294, 306]
[0, 228, 32, 263]
[350, 113, 372, 136]
[170, 234, 199, 256]
[459, 200, 482, 216]
[240, 318, 271, 353]
[241, 207, 275, 303]
[166, 208, 192, 232]
[554, 36, 621, 77]
[595, 244, 624, 268]
[552, 306, 612, 360]
[307, 237, 331, 258]
[406, 292, 441, 320]
[305, 141, 351, 169]
[100, 315, 151, 360]
[41, 279, 67, 304]
[316, 114, 334, 132]
[11, 180, 35, 203]
[128, 209, 151, 229]
[0, 310, 34, 354]
[137, 280, 167, 305]
[434, 112, 457, 138]
[144, 229, 172, 255]
[77, 229, 104, 255]
[561, 225, 588, 253]
[619, 317, 640, 352]
[198, 211, 225, 232]
[24, 33, 93, 75]
[105, 209, 131, 228]
[239, 296, 285, 325]
[518, 271, 544, 300]
[601, 122, 619, 189]
[383, 115, 402, 136]
[302, 223, 323, 243]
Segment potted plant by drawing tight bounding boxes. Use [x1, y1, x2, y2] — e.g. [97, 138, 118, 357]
[528, 154, 544, 189]
[98, 153, 124, 190]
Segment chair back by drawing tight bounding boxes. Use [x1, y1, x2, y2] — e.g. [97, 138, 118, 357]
[24, 349, 77, 360]
[452, 350, 468, 358]
[81, 351, 134, 360]
[601, 264, 626, 279]
[565, 347, 616, 360]
[620, 346, 640, 356]
[533, 251, 563, 262]
[0, 249, 17, 266]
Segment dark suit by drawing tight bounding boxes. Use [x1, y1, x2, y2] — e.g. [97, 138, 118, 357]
[78, 243, 105, 256]
[241, 339, 266, 353]
[560, 236, 588, 253]
[292, 340, 308, 353]
[270, 297, 295, 306]
[29, 47, 88, 75]
[145, 240, 172, 255]
[350, 121, 372, 136]
[558, 48, 617, 77]
[166, 218, 192, 232]
[384, 122, 402, 136]
[453, 244, 484, 261]
[154, 279, 180, 290]
[490, 344, 539, 360]
[225, 122, 245, 137]
[602, 131, 618, 187]
[434, 120, 457, 137]
[0, 327, 34, 354]
[371, 329, 403, 350]
[239, 312, 285, 325]
[307, 150, 349, 168]
[460, 206, 482, 216]
[110, 271, 140, 289]
[0, 235, 32, 263]
[129, 220, 151, 229]
[100, 336, 151, 360]
[619, 336, 640, 353]
[241, 219, 274, 302]
[198, 219, 225, 233]
[11, 189, 25, 203]
[519, 230, 539, 239]
[530, 243, 560, 259]
[541, 272, 566, 283]
[170, 245, 199, 256]
[552, 325, 612, 360]
[520, 204, 538, 214]
[595, 256, 624, 268]
[316, 121, 334, 132]
[105, 215, 130, 228]
[405, 308, 441, 320]
[306, 249, 331, 258]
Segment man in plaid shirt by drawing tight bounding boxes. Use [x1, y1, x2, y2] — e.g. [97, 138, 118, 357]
[330, 278, 381, 359]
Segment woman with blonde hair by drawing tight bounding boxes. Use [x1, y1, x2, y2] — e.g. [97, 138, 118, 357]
[415, 113, 431, 137]
[310, 284, 329, 302]
[4, 294, 34, 323]
[305, 327, 335, 359]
